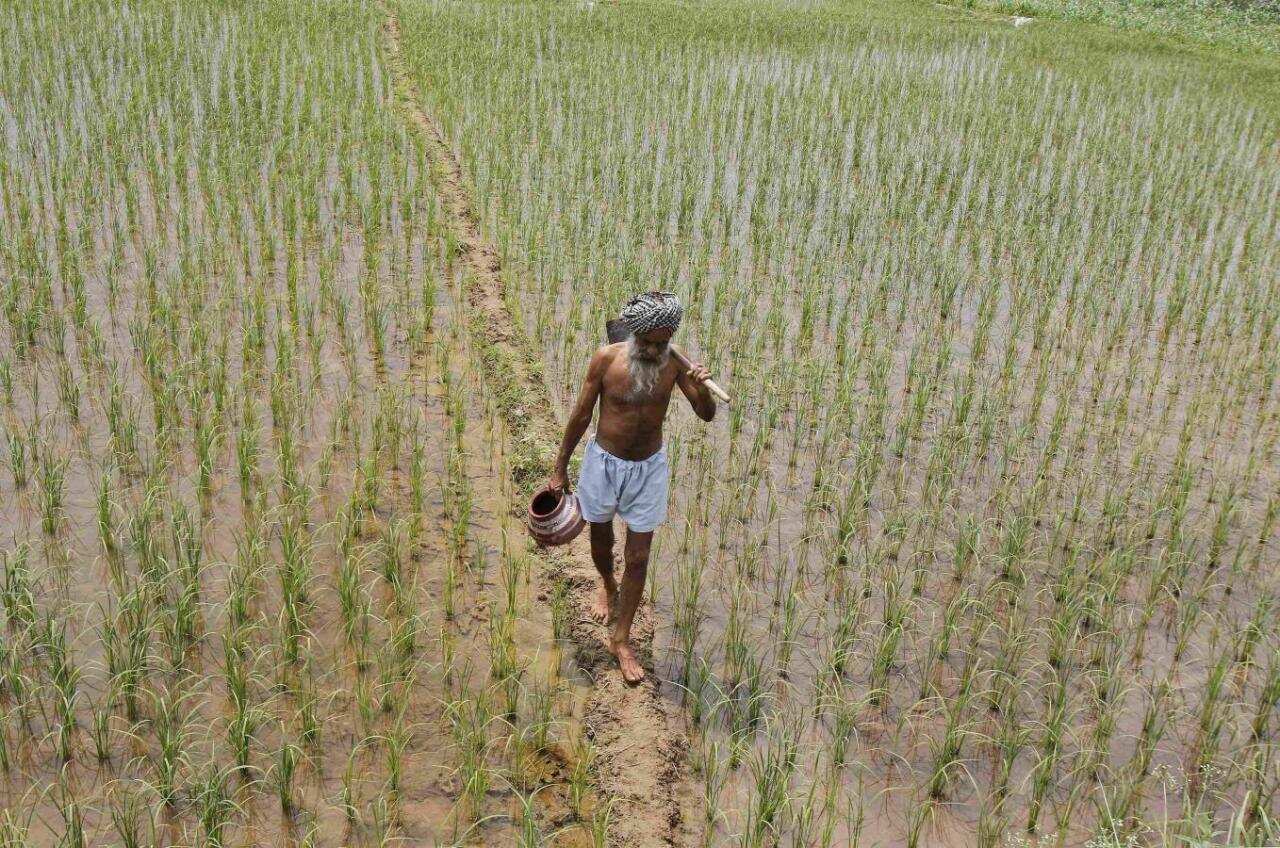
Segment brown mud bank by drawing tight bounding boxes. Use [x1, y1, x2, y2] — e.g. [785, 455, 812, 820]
[378, 6, 699, 846]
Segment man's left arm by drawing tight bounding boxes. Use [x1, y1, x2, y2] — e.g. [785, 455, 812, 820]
[675, 353, 716, 422]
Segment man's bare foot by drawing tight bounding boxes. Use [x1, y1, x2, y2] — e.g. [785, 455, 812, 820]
[610, 639, 645, 684]
[589, 581, 616, 624]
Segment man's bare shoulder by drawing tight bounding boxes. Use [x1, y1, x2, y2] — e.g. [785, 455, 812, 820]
[587, 343, 624, 378]
[592, 343, 626, 366]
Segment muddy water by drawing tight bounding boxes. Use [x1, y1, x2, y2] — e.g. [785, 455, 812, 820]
[641, 284, 1279, 844]
[524, 206, 1277, 843]
[375, 8, 1280, 839]
[0, 224, 594, 845]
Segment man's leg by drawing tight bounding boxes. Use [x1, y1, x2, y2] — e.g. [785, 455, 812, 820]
[588, 521, 618, 623]
[611, 528, 652, 684]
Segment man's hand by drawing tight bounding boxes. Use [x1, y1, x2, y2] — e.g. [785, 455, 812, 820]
[548, 468, 570, 493]
[675, 354, 717, 422]
[686, 362, 712, 385]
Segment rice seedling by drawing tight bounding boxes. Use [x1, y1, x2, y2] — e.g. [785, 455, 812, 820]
[591, 800, 614, 848]
[37, 445, 67, 537]
[193, 764, 237, 848]
[3, 426, 26, 490]
[0, 803, 34, 848]
[274, 739, 303, 816]
[446, 689, 501, 822]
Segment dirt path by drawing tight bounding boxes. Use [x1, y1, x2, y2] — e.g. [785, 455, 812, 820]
[377, 6, 698, 846]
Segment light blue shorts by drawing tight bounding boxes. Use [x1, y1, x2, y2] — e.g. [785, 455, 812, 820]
[575, 436, 669, 532]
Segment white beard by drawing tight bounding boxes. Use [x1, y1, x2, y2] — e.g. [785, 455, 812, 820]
[626, 336, 668, 401]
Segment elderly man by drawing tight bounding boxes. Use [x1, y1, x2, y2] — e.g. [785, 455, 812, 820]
[547, 292, 715, 684]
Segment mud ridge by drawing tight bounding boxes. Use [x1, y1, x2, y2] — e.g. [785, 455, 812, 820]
[377, 6, 697, 846]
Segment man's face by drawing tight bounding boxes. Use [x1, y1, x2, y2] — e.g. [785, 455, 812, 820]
[632, 328, 673, 362]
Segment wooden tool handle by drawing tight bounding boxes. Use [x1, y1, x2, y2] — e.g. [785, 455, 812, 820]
[670, 349, 731, 405]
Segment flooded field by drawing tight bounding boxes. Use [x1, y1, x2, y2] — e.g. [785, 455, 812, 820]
[4, 0, 1280, 846]
[393, 0, 1280, 844]
[0, 2, 594, 845]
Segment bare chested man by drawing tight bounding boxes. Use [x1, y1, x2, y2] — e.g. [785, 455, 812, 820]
[547, 292, 715, 684]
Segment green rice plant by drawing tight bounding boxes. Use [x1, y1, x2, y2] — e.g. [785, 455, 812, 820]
[298, 670, 323, 752]
[1232, 593, 1272, 678]
[925, 652, 979, 800]
[1244, 744, 1278, 836]
[384, 711, 414, 804]
[2, 543, 36, 633]
[774, 571, 802, 679]
[89, 697, 113, 764]
[54, 363, 80, 424]
[95, 471, 122, 575]
[348, 433, 378, 525]
[905, 797, 936, 848]
[193, 402, 219, 501]
[274, 739, 302, 815]
[742, 716, 800, 847]
[1188, 650, 1232, 802]
[445, 690, 501, 822]
[1172, 584, 1209, 663]
[992, 713, 1031, 804]
[37, 614, 82, 763]
[380, 517, 410, 588]
[1259, 492, 1279, 547]
[104, 377, 141, 477]
[950, 514, 983, 585]
[107, 587, 153, 724]
[337, 547, 371, 654]
[168, 508, 204, 657]
[568, 731, 595, 821]
[985, 597, 1032, 720]
[590, 798, 614, 848]
[826, 684, 870, 774]
[3, 647, 33, 729]
[488, 610, 520, 718]
[355, 673, 378, 732]
[222, 632, 264, 780]
[408, 423, 428, 517]
[152, 689, 192, 807]
[53, 765, 85, 848]
[526, 675, 555, 755]
[1252, 648, 1280, 743]
[868, 576, 910, 707]
[37, 446, 67, 537]
[442, 551, 458, 622]
[3, 426, 26, 490]
[1026, 673, 1071, 834]
[341, 742, 363, 828]
[0, 806, 31, 848]
[0, 708, 11, 775]
[193, 764, 237, 848]
[1206, 481, 1240, 569]
[1083, 653, 1128, 783]
[0, 359, 11, 409]
[441, 624, 457, 692]
[548, 575, 570, 642]
[1115, 680, 1172, 824]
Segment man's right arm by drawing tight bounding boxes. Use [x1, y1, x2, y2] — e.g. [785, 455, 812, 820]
[549, 346, 611, 491]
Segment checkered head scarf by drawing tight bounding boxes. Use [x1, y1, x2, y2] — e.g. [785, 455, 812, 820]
[620, 291, 683, 335]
